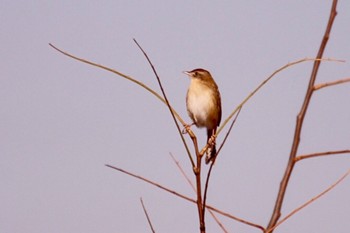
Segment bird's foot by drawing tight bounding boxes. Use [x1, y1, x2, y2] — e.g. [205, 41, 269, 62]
[205, 135, 217, 164]
[182, 122, 195, 134]
[208, 135, 216, 146]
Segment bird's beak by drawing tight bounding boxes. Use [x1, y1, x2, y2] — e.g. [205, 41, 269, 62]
[183, 71, 191, 76]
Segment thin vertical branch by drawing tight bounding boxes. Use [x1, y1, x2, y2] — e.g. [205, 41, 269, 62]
[170, 153, 229, 233]
[133, 39, 205, 233]
[183, 124, 205, 231]
[140, 198, 156, 233]
[132, 39, 195, 169]
[195, 147, 205, 233]
[202, 107, 242, 215]
[266, 1, 338, 231]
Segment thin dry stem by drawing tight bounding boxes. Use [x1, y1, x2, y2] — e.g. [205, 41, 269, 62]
[182, 124, 205, 232]
[202, 107, 242, 219]
[216, 107, 242, 161]
[217, 57, 343, 137]
[170, 153, 195, 189]
[49, 43, 184, 124]
[295, 149, 350, 162]
[105, 164, 194, 202]
[105, 164, 265, 231]
[132, 39, 195, 168]
[132, 40, 208, 232]
[195, 150, 205, 233]
[314, 77, 350, 90]
[267, 169, 350, 233]
[170, 153, 230, 233]
[267, 1, 338, 231]
[140, 198, 156, 233]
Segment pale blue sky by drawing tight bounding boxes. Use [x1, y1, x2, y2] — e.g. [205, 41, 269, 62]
[1, 1, 349, 232]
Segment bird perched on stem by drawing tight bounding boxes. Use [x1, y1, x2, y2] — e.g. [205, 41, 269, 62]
[184, 68, 222, 164]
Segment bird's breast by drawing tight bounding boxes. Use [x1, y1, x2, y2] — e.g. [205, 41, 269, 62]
[186, 81, 219, 129]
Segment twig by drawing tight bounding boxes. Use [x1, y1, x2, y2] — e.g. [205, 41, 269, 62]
[170, 153, 195, 190]
[202, 107, 242, 217]
[170, 153, 230, 233]
[208, 207, 265, 232]
[48, 43, 185, 124]
[132, 39, 195, 168]
[295, 149, 350, 162]
[195, 148, 205, 233]
[105, 164, 194, 202]
[105, 164, 265, 231]
[267, 169, 350, 233]
[314, 77, 350, 90]
[131, 39, 206, 233]
[266, 1, 338, 231]
[216, 107, 242, 161]
[169, 153, 201, 211]
[217, 57, 343, 137]
[132, 39, 206, 233]
[140, 198, 156, 233]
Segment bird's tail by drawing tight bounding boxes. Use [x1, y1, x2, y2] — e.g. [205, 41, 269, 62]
[205, 128, 217, 164]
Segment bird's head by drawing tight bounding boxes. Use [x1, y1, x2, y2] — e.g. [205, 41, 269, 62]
[183, 68, 213, 82]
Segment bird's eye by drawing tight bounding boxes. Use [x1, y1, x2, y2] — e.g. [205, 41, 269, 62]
[194, 71, 198, 76]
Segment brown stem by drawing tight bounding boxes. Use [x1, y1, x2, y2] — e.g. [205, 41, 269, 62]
[134, 39, 206, 233]
[106, 164, 265, 231]
[132, 39, 195, 169]
[217, 57, 342, 137]
[266, 1, 338, 231]
[202, 107, 242, 218]
[48, 43, 184, 123]
[295, 149, 350, 162]
[196, 155, 205, 233]
[184, 123, 205, 232]
[314, 77, 350, 90]
[140, 198, 156, 233]
[267, 169, 350, 233]
[170, 153, 229, 233]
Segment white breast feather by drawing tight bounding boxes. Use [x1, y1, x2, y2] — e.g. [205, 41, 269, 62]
[187, 80, 215, 127]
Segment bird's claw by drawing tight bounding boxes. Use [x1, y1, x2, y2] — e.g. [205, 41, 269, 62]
[182, 123, 195, 134]
[208, 135, 216, 146]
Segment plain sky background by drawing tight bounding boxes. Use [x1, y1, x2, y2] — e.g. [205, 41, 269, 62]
[1, 1, 349, 233]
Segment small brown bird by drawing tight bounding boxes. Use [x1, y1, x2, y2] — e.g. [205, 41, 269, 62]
[184, 68, 222, 164]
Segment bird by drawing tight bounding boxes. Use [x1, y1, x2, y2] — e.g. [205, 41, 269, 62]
[184, 68, 222, 164]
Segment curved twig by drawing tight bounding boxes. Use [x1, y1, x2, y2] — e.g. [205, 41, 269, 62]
[48, 43, 184, 123]
[217, 57, 344, 137]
